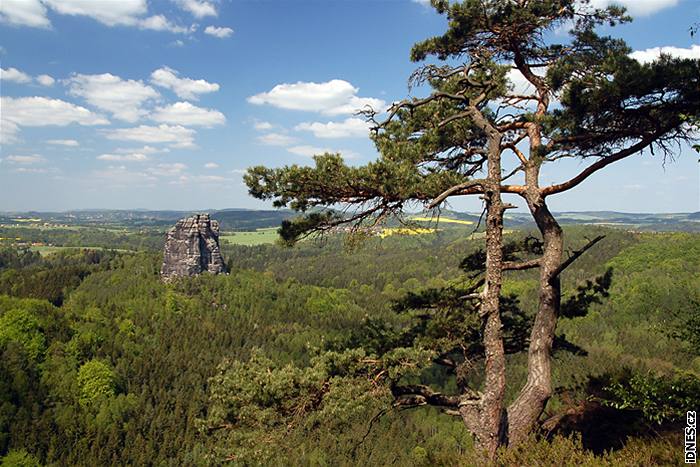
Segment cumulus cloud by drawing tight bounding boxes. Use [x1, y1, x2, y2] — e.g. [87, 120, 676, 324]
[1, 96, 108, 143]
[97, 152, 149, 162]
[506, 69, 538, 96]
[295, 117, 370, 139]
[42, 0, 147, 26]
[1, 0, 188, 32]
[0, 0, 50, 28]
[630, 44, 700, 64]
[139, 15, 189, 33]
[174, 0, 217, 18]
[36, 74, 55, 86]
[147, 162, 187, 176]
[1, 68, 56, 87]
[588, 0, 679, 17]
[66, 73, 159, 122]
[286, 145, 332, 157]
[253, 121, 273, 131]
[102, 124, 196, 148]
[204, 25, 233, 38]
[287, 145, 359, 159]
[257, 133, 298, 146]
[1, 67, 31, 83]
[248, 79, 385, 115]
[204, 162, 219, 169]
[47, 139, 79, 146]
[114, 145, 167, 155]
[150, 67, 220, 100]
[150, 102, 226, 127]
[5, 154, 46, 164]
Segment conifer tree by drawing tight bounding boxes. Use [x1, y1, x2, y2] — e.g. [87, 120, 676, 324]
[245, 0, 700, 456]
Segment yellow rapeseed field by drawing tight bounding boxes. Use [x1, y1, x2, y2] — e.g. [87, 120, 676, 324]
[411, 216, 474, 225]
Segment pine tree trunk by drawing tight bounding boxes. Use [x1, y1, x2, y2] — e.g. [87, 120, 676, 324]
[507, 196, 563, 444]
[459, 128, 507, 458]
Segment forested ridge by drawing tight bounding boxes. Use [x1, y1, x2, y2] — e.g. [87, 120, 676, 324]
[0, 227, 698, 465]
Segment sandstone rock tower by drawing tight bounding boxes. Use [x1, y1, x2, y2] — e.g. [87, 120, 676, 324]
[160, 213, 226, 281]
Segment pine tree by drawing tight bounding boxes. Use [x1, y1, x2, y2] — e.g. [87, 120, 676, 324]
[245, 0, 699, 456]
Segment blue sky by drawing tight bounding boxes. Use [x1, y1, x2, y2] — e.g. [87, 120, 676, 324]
[0, 0, 698, 213]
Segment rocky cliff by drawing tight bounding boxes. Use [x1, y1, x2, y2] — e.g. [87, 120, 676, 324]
[160, 213, 226, 281]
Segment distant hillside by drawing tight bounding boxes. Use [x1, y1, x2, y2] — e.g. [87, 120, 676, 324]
[0, 209, 295, 231]
[503, 211, 700, 231]
[1, 209, 698, 232]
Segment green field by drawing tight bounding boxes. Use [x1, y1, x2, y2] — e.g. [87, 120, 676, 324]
[220, 228, 279, 245]
[29, 245, 131, 256]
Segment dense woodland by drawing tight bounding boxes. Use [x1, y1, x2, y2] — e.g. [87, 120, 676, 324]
[1, 0, 699, 463]
[0, 224, 698, 465]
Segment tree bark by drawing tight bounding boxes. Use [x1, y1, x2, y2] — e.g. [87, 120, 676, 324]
[458, 124, 507, 458]
[507, 191, 563, 444]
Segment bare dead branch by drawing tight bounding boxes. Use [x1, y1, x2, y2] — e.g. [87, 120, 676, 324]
[551, 235, 605, 279]
[503, 258, 541, 271]
[428, 179, 487, 209]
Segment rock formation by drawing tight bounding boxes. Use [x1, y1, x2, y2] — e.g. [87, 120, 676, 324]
[160, 213, 226, 281]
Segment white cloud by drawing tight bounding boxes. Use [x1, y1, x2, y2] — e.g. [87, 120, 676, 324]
[102, 124, 196, 148]
[47, 139, 79, 146]
[204, 162, 219, 169]
[150, 66, 220, 100]
[1, 96, 108, 143]
[5, 154, 46, 164]
[0, 0, 50, 28]
[36, 74, 55, 86]
[507, 69, 537, 96]
[139, 15, 188, 33]
[114, 145, 166, 154]
[287, 145, 359, 159]
[1, 67, 31, 83]
[248, 79, 386, 115]
[169, 173, 231, 185]
[588, 0, 679, 17]
[197, 174, 225, 181]
[147, 162, 187, 176]
[1, 120, 19, 144]
[630, 44, 700, 64]
[13, 167, 49, 174]
[204, 25, 233, 38]
[97, 153, 149, 162]
[66, 73, 159, 122]
[175, 0, 217, 18]
[257, 133, 298, 146]
[150, 102, 226, 127]
[93, 165, 158, 185]
[42, 0, 147, 26]
[1, 68, 57, 87]
[1, 0, 188, 32]
[253, 121, 273, 131]
[295, 117, 370, 139]
[287, 145, 332, 157]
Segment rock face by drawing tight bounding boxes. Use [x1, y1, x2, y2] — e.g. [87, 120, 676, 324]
[160, 213, 226, 281]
